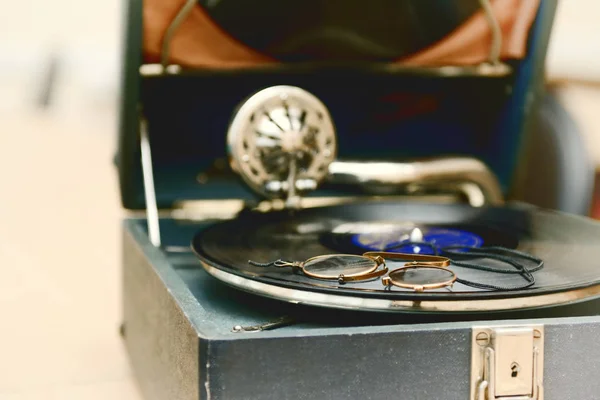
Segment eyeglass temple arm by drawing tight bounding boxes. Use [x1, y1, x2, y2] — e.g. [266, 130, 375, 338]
[363, 252, 451, 267]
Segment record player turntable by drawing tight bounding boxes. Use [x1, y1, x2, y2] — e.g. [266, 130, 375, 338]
[117, 1, 600, 399]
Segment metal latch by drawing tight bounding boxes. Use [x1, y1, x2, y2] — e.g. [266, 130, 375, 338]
[471, 325, 544, 400]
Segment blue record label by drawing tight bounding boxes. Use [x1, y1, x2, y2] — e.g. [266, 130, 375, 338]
[350, 226, 483, 255]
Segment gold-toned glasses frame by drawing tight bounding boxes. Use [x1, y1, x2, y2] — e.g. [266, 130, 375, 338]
[382, 264, 457, 292]
[299, 252, 450, 284]
[300, 253, 387, 283]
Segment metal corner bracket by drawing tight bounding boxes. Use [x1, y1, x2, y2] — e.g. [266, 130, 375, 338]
[471, 325, 544, 400]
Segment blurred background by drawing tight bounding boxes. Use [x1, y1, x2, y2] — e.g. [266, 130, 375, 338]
[0, 0, 599, 398]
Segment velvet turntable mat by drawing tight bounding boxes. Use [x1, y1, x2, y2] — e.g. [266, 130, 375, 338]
[192, 201, 600, 305]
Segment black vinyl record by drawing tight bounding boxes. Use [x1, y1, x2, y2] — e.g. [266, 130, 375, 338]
[192, 201, 600, 308]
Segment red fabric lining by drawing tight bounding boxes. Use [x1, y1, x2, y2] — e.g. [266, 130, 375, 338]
[142, 0, 540, 69]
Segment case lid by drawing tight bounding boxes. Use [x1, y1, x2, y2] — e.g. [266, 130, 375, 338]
[116, 0, 557, 210]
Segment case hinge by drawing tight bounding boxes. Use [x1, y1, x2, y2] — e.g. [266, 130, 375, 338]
[471, 325, 544, 400]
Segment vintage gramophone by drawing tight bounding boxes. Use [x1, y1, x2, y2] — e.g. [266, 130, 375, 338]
[117, 1, 600, 399]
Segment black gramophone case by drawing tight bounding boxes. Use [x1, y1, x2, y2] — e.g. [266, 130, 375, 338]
[116, 1, 600, 399]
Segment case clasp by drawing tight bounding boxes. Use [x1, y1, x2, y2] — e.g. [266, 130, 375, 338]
[471, 325, 544, 400]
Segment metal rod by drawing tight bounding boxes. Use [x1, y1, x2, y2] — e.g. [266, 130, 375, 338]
[140, 62, 511, 78]
[479, 0, 503, 65]
[140, 117, 162, 247]
[285, 156, 301, 208]
[161, 0, 197, 66]
[327, 157, 504, 206]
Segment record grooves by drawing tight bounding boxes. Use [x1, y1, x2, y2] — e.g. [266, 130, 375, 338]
[192, 201, 600, 311]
